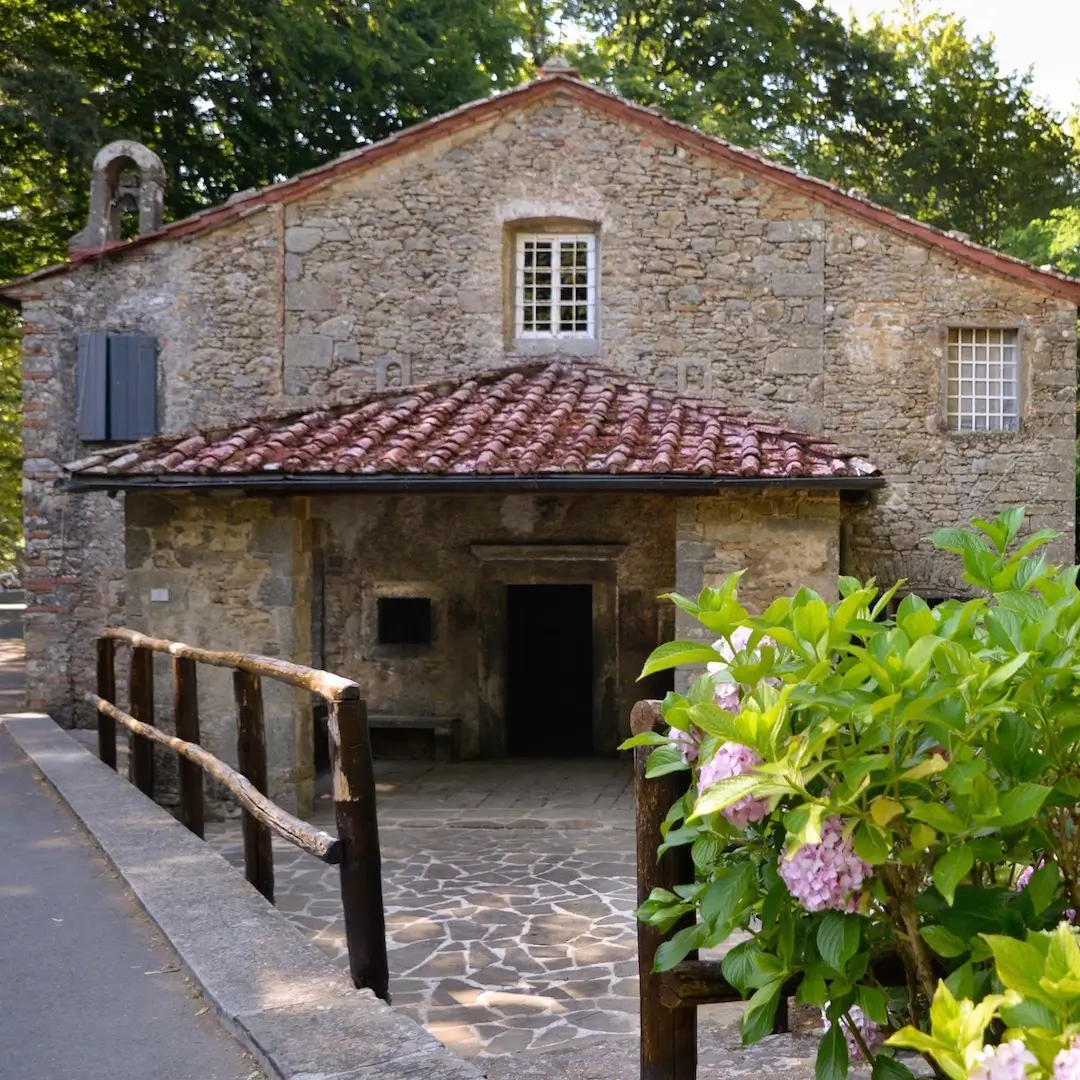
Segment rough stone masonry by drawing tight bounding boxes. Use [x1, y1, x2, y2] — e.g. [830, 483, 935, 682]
[2, 70, 1076, 737]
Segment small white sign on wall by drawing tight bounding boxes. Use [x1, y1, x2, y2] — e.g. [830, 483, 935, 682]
[150, 588, 170, 603]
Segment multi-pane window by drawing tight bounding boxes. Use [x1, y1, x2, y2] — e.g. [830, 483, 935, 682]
[515, 233, 596, 339]
[946, 328, 1019, 432]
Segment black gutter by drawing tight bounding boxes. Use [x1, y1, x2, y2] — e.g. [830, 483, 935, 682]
[62, 472, 885, 495]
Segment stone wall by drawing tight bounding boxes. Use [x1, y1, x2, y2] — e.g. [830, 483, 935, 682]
[17, 209, 285, 723]
[124, 491, 314, 815]
[10, 79, 1077, 719]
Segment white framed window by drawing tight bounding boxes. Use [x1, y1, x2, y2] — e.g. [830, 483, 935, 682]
[946, 328, 1019, 432]
[515, 233, 597, 340]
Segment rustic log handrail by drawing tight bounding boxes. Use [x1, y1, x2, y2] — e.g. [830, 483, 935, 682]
[87, 692, 343, 862]
[91, 627, 389, 1003]
[101, 626, 358, 700]
[632, 698, 788, 1080]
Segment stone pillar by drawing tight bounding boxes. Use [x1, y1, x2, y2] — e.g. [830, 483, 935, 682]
[125, 492, 314, 816]
[673, 492, 842, 691]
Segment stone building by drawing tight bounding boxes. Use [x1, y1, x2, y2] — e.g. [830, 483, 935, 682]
[2, 62, 1078, 814]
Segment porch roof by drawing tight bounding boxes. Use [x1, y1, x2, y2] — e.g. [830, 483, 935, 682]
[64, 362, 883, 493]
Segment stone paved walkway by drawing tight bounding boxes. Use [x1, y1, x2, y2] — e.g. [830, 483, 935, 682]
[207, 760, 646, 1061]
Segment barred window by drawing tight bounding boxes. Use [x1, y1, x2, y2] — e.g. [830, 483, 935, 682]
[947, 328, 1019, 432]
[515, 234, 596, 339]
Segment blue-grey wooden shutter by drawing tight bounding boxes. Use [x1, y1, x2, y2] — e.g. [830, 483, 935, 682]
[76, 333, 109, 440]
[107, 334, 157, 440]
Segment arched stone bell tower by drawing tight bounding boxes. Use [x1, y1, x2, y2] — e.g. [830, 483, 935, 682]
[69, 140, 166, 253]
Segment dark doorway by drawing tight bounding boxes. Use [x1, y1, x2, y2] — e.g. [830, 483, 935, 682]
[506, 584, 593, 756]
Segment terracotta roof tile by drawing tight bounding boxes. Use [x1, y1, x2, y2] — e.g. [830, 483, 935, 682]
[65, 362, 880, 485]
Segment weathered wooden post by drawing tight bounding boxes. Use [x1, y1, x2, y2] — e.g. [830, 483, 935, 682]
[96, 636, 117, 771]
[328, 692, 390, 1002]
[233, 670, 274, 903]
[130, 645, 155, 797]
[631, 699, 697, 1080]
[173, 656, 204, 838]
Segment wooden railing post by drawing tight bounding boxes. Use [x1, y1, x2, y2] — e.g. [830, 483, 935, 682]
[96, 637, 117, 770]
[328, 694, 389, 1002]
[233, 670, 274, 903]
[173, 656, 204, 838]
[130, 645, 155, 797]
[631, 699, 697, 1080]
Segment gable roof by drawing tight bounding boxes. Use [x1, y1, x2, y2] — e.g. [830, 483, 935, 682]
[63, 361, 882, 493]
[4, 71, 1080, 304]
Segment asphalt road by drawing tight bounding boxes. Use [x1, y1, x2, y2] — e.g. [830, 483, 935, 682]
[0, 716, 264, 1079]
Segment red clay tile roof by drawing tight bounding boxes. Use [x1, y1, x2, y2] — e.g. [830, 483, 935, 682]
[5, 73, 1080, 304]
[65, 363, 879, 489]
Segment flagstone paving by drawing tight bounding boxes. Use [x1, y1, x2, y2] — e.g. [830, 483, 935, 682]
[206, 759, 647, 1061]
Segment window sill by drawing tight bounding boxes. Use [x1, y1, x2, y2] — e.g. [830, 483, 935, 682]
[510, 337, 600, 357]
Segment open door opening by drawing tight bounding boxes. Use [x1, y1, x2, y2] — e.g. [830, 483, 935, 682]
[505, 583, 593, 756]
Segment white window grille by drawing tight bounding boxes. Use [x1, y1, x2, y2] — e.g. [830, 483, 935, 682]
[515, 233, 597, 340]
[946, 328, 1019, 432]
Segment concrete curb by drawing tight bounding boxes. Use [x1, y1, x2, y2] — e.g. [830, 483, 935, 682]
[2, 712, 482, 1080]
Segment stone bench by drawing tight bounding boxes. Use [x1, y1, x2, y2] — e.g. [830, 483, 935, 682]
[367, 714, 462, 762]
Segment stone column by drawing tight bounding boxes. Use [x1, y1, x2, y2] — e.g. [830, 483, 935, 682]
[673, 492, 842, 691]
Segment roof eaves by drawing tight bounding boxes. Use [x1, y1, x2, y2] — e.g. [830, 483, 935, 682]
[61, 471, 887, 495]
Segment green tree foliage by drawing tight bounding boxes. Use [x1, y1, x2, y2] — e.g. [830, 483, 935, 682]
[1003, 207, 1080, 278]
[568, 0, 1079, 249]
[0, 0, 528, 570]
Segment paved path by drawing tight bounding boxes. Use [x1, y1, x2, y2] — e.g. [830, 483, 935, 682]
[0, 726, 264, 1080]
[210, 761, 643, 1060]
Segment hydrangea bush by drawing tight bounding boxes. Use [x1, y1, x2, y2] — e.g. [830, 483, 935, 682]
[624, 509, 1080, 1080]
[889, 924, 1080, 1080]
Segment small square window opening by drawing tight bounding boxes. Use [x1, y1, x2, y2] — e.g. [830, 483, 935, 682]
[377, 597, 433, 645]
[515, 233, 596, 340]
[946, 328, 1019, 432]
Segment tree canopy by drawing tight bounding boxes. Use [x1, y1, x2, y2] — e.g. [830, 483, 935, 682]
[1, 0, 1078, 570]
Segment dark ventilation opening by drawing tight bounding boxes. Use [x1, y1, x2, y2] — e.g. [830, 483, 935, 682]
[506, 584, 593, 756]
[377, 597, 433, 645]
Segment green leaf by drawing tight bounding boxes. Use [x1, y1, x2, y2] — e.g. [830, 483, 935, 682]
[741, 979, 784, 1045]
[701, 864, 754, 930]
[981, 934, 1049, 999]
[722, 939, 764, 997]
[934, 844, 974, 906]
[982, 651, 1032, 691]
[816, 1021, 849, 1080]
[691, 833, 723, 872]
[998, 783, 1051, 828]
[817, 912, 861, 972]
[653, 922, 706, 972]
[921, 925, 969, 958]
[908, 802, 966, 835]
[640, 641, 720, 679]
[871, 1055, 915, 1080]
[644, 745, 688, 778]
[690, 774, 761, 820]
[1025, 862, 1060, 916]
[856, 985, 888, 1025]
[854, 822, 891, 865]
[797, 973, 829, 1008]
[618, 731, 671, 750]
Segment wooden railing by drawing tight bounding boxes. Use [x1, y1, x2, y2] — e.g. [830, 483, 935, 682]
[90, 627, 389, 1002]
[631, 699, 789, 1080]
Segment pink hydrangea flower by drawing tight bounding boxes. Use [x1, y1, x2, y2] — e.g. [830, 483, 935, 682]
[821, 1004, 884, 1061]
[698, 742, 769, 829]
[707, 627, 777, 711]
[669, 726, 702, 764]
[778, 816, 872, 913]
[1052, 1038, 1080, 1080]
[970, 1040, 1036, 1080]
